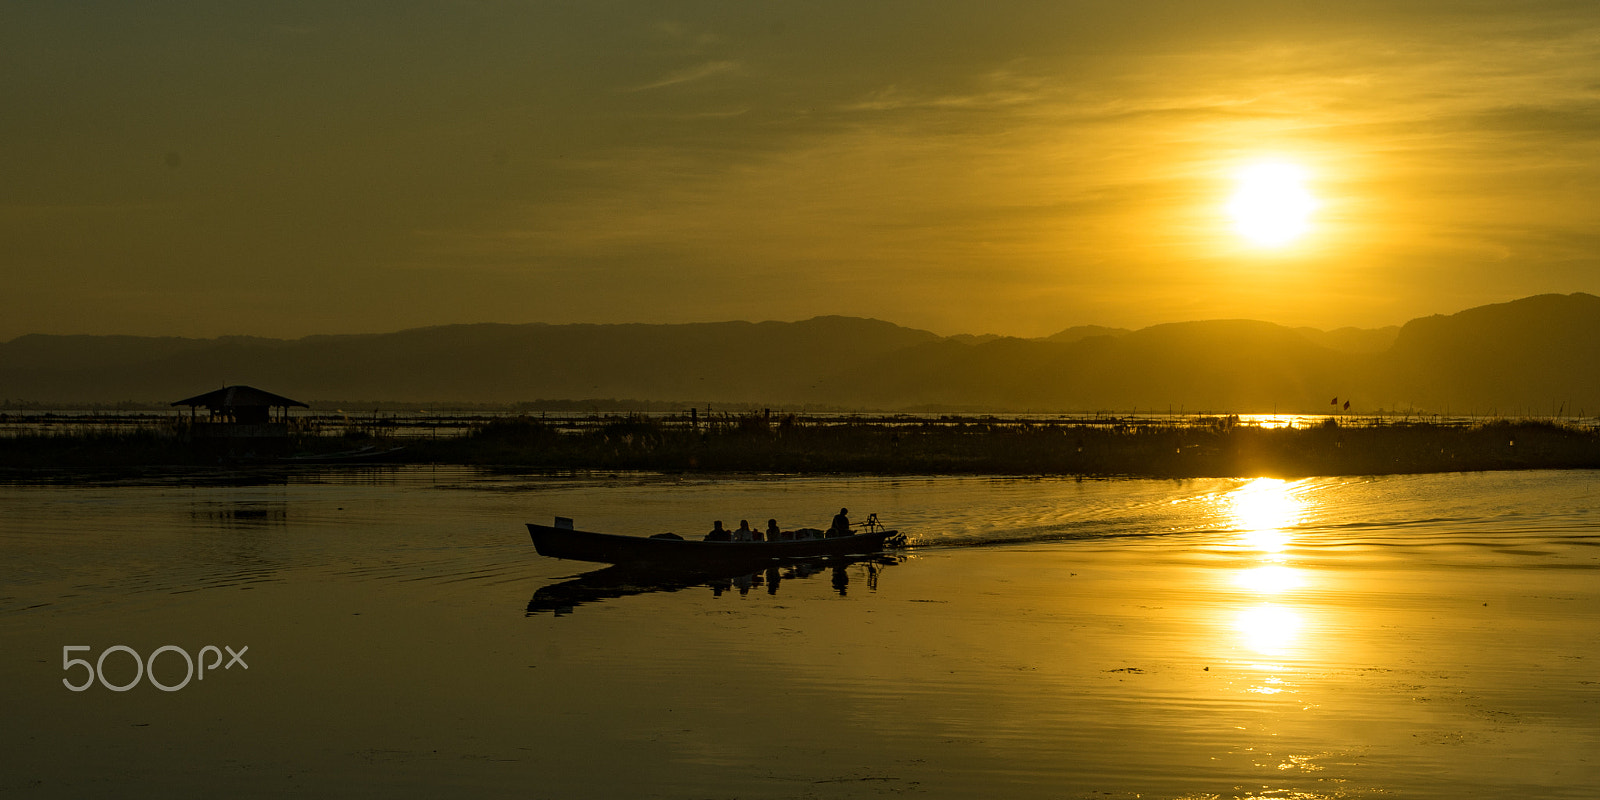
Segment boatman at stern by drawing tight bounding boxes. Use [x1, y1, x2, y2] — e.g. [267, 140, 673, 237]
[828, 508, 851, 537]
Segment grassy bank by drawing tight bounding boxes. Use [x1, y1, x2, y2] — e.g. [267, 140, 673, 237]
[423, 415, 1600, 476]
[7, 415, 1594, 478]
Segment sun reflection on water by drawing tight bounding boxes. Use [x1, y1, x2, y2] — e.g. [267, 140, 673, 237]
[1218, 478, 1318, 666]
[1235, 564, 1301, 594]
[1228, 478, 1306, 551]
[1235, 604, 1303, 657]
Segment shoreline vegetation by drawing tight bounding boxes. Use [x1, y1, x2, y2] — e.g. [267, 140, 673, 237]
[3, 411, 1599, 478]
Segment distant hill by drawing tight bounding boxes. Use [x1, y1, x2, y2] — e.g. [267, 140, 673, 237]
[1376, 292, 1600, 415]
[1042, 325, 1131, 345]
[0, 317, 940, 406]
[1293, 326, 1400, 354]
[3, 294, 1598, 413]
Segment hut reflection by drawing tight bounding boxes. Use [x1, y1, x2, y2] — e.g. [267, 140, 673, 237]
[190, 501, 289, 528]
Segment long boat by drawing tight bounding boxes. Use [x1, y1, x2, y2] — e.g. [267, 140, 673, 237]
[527, 518, 900, 569]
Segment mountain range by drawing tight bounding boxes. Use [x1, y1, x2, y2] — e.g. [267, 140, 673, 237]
[3, 293, 1598, 414]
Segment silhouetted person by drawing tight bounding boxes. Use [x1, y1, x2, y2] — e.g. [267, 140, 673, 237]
[705, 520, 731, 542]
[829, 508, 851, 537]
[766, 518, 781, 542]
[735, 519, 755, 542]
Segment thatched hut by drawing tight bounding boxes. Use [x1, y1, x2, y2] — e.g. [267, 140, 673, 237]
[173, 385, 308, 425]
[172, 386, 308, 447]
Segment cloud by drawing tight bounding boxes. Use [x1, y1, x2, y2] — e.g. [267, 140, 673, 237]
[627, 60, 740, 92]
[11, 1, 1600, 338]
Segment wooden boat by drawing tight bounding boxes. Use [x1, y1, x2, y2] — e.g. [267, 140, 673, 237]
[527, 518, 901, 569]
[280, 444, 406, 463]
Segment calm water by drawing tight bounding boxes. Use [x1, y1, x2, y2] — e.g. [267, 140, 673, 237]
[3, 467, 1598, 798]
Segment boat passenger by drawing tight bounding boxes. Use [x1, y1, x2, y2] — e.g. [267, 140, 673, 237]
[705, 520, 731, 542]
[828, 508, 851, 538]
[735, 519, 755, 542]
[766, 519, 781, 541]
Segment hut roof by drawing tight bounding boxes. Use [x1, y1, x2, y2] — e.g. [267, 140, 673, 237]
[172, 385, 309, 410]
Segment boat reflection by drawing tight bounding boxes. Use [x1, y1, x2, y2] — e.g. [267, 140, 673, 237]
[527, 553, 904, 616]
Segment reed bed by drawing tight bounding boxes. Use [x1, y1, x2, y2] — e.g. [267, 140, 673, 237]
[426, 414, 1600, 477]
[3, 413, 1598, 477]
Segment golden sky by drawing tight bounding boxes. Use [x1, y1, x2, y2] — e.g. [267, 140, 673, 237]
[5, 2, 1600, 339]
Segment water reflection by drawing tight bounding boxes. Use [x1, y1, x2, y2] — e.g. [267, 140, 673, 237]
[527, 554, 903, 616]
[190, 501, 289, 528]
[1234, 565, 1301, 594]
[1219, 478, 1315, 664]
[1228, 477, 1305, 554]
[1235, 604, 1303, 658]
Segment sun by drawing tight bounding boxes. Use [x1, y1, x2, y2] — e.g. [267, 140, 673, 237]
[1227, 162, 1318, 247]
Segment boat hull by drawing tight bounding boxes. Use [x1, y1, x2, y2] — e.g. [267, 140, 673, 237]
[527, 523, 897, 569]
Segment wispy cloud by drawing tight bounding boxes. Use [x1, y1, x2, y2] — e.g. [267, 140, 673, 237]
[840, 70, 1055, 113]
[627, 60, 740, 92]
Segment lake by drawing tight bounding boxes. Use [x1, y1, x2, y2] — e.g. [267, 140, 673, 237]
[3, 467, 1598, 798]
